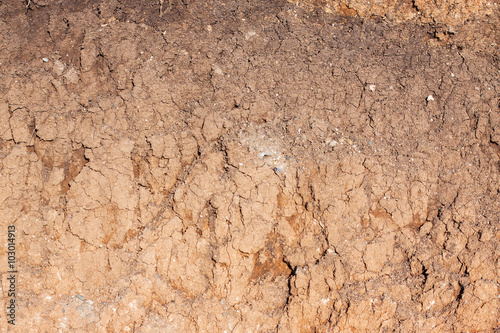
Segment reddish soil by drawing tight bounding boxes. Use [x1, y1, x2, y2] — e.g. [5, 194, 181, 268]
[1, 0, 499, 331]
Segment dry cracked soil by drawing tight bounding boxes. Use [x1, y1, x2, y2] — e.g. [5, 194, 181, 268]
[0, 0, 500, 332]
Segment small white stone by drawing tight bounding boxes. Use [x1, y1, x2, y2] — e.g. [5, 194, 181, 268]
[328, 139, 338, 147]
[42, 57, 49, 62]
[427, 95, 434, 101]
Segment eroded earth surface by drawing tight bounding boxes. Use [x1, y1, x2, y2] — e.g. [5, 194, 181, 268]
[0, 0, 499, 331]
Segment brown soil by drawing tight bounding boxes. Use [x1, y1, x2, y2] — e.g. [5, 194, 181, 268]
[1, 0, 499, 331]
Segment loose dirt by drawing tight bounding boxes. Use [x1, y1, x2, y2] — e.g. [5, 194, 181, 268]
[0, 0, 499, 331]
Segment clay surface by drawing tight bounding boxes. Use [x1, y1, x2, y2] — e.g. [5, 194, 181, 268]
[0, 0, 499, 331]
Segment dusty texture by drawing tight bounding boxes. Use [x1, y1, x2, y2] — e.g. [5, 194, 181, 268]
[0, 0, 499, 331]
[294, 0, 498, 26]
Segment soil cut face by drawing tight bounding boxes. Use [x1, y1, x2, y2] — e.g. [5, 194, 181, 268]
[0, 0, 500, 331]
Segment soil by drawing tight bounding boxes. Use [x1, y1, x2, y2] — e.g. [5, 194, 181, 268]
[0, 0, 499, 331]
